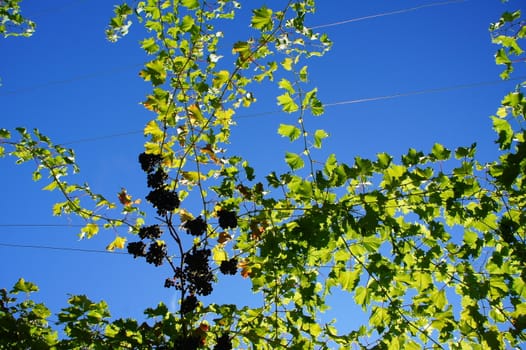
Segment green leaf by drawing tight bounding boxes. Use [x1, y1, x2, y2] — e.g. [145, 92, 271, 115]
[281, 58, 293, 71]
[313, 129, 328, 148]
[0, 128, 11, 139]
[181, 15, 195, 32]
[213, 70, 230, 89]
[431, 143, 451, 160]
[277, 92, 298, 113]
[251, 6, 273, 31]
[492, 116, 513, 149]
[12, 278, 39, 294]
[285, 152, 304, 170]
[140, 59, 166, 86]
[278, 124, 301, 142]
[337, 269, 360, 292]
[181, 0, 199, 10]
[299, 65, 308, 82]
[278, 78, 295, 94]
[140, 37, 159, 54]
[144, 120, 164, 141]
[354, 286, 369, 307]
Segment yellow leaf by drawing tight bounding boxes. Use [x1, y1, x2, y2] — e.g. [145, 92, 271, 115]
[144, 120, 164, 141]
[80, 223, 99, 239]
[187, 104, 204, 124]
[42, 181, 58, 191]
[178, 209, 194, 222]
[106, 236, 127, 251]
[212, 245, 227, 264]
[181, 171, 206, 182]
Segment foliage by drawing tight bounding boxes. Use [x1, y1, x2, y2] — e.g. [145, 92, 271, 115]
[0, 0, 34, 37]
[0, 0, 525, 349]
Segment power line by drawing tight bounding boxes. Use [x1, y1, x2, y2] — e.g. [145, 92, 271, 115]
[0, 1, 472, 97]
[34, 75, 525, 146]
[0, 63, 143, 96]
[0, 242, 128, 255]
[321, 76, 526, 107]
[309, 0, 467, 29]
[0, 224, 85, 227]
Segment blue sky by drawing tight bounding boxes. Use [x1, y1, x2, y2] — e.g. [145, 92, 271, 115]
[1, 0, 525, 333]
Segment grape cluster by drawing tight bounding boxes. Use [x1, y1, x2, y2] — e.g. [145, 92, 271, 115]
[218, 210, 237, 229]
[139, 152, 179, 216]
[184, 248, 214, 296]
[175, 336, 202, 350]
[219, 258, 238, 275]
[138, 152, 162, 173]
[146, 188, 180, 216]
[147, 168, 168, 189]
[164, 278, 176, 289]
[214, 334, 232, 350]
[183, 216, 207, 236]
[181, 295, 199, 314]
[145, 241, 167, 266]
[127, 241, 147, 258]
[138, 225, 163, 240]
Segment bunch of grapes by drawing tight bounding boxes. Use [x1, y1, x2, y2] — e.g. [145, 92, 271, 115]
[127, 241, 147, 258]
[146, 188, 180, 216]
[214, 334, 232, 350]
[147, 168, 168, 189]
[146, 241, 167, 266]
[183, 216, 207, 236]
[164, 278, 176, 288]
[138, 152, 162, 173]
[218, 210, 237, 229]
[138, 225, 163, 240]
[219, 258, 238, 275]
[184, 248, 214, 296]
[181, 295, 199, 314]
[175, 335, 202, 350]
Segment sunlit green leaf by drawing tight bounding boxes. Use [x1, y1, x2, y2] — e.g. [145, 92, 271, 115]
[251, 7, 273, 31]
[278, 124, 300, 141]
[313, 129, 328, 148]
[277, 92, 298, 113]
[285, 152, 304, 170]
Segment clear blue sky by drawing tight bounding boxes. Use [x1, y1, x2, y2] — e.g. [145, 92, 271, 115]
[1, 0, 525, 332]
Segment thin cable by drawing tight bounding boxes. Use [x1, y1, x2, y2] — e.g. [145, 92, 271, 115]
[0, 63, 143, 96]
[322, 76, 526, 107]
[0, 224, 85, 227]
[0, 242, 128, 255]
[11, 75, 520, 146]
[309, 0, 467, 29]
[1, 1, 471, 97]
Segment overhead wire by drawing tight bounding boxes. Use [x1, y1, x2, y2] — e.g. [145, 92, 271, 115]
[49, 75, 526, 145]
[0, 63, 144, 96]
[309, 0, 468, 29]
[0, 0, 471, 97]
[0, 242, 128, 255]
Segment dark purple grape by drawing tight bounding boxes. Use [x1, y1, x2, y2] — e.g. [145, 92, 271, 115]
[127, 241, 147, 258]
[218, 210, 237, 229]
